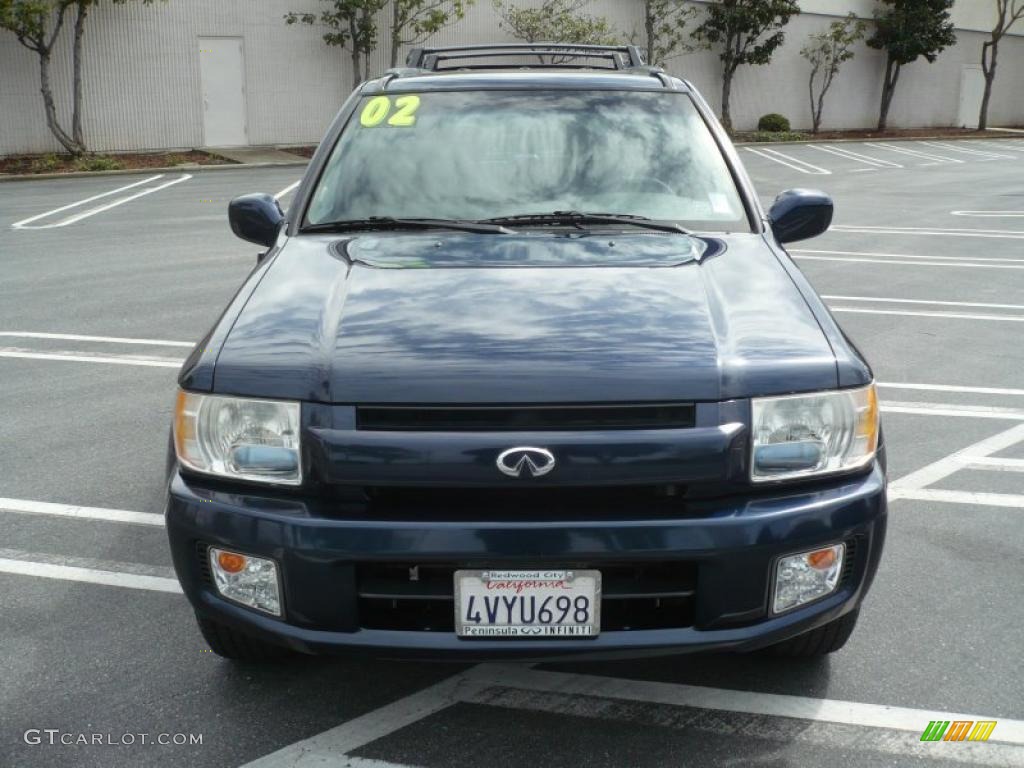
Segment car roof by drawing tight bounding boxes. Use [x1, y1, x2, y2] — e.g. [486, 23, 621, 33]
[364, 70, 689, 94]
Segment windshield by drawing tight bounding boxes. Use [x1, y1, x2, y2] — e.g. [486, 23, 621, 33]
[306, 90, 751, 232]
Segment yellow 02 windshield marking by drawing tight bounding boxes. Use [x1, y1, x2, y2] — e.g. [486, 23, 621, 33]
[388, 95, 421, 127]
[359, 95, 421, 128]
[360, 96, 391, 127]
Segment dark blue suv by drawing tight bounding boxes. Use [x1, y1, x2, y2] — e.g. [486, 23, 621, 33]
[165, 44, 886, 662]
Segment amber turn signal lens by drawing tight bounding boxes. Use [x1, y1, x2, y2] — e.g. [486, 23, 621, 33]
[217, 551, 247, 574]
[807, 548, 837, 570]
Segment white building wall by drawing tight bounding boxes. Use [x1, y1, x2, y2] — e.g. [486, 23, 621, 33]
[1, 0, 1021, 155]
[672, 2, 1024, 131]
[0, 0, 349, 154]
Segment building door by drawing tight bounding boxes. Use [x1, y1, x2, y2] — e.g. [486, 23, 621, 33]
[957, 66, 985, 129]
[198, 37, 248, 147]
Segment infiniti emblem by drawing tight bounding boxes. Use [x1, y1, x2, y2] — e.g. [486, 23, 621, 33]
[496, 447, 556, 478]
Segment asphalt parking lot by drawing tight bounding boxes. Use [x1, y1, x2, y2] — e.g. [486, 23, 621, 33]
[1, 136, 1023, 768]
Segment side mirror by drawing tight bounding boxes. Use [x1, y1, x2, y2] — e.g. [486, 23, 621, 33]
[768, 189, 833, 244]
[229, 193, 285, 248]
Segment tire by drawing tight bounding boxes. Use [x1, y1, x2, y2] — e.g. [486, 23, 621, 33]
[196, 615, 289, 662]
[763, 608, 860, 658]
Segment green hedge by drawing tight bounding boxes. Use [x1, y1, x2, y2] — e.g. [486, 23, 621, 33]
[757, 113, 791, 132]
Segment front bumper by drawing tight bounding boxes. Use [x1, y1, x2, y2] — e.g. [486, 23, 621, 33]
[165, 464, 887, 661]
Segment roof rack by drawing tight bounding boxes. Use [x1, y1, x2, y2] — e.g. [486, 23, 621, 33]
[406, 43, 648, 72]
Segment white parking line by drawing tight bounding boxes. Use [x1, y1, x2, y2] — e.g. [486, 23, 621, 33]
[794, 252, 1024, 268]
[890, 488, 1024, 509]
[9, 175, 163, 228]
[951, 210, 1024, 218]
[829, 224, 1024, 240]
[889, 407, 1024, 518]
[823, 295, 1024, 311]
[0, 497, 164, 526]
[809, 144, 902, 168]
[960, 456, 1024, 472]
[880, 402, 1024, 420]
[890, 423, 1024, 492]
[0, 348, 183, 368]
[921, 141, 1014, 159]
[830, 306, 1024, 323]
[979, 140, 1024, 153]
[865, 142, 964, 164]
[878, 382, 1024, 397]
[274, 180, 301, 200]
[0, 331, 193, 347]
[796, 255, 1024, 269]
[493, 665, 1024, 744]
[0, 557, 182, 593]
[243, 671, 487, 767]
[241, 662, 1024, 767]
[12, 174, 192, 229]
[469, 685, 1022, 766]
[744, 147, 831, 175]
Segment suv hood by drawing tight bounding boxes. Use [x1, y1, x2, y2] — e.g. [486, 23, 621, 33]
[211, 233, 840, 403]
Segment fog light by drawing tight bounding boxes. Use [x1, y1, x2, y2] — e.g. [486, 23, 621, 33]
[773, 544, 844, 614]
[209, 547, 281, 616]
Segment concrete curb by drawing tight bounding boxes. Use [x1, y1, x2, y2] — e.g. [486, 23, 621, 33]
[0, 160, 309, 183]
[733, 133, 1023, 147]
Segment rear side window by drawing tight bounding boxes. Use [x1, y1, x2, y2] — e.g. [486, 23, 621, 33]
[307, 90, 750, 233]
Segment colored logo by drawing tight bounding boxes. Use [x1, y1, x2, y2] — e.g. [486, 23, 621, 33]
[920, 720, 997, 742]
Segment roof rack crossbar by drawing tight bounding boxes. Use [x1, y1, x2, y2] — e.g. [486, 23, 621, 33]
[407, 43, 646, 71]
[427, 51, 623, 71]
[429, 62, 622, 72]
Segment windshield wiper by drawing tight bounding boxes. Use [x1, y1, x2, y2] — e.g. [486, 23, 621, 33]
[480, 211, 691, 235]
[302, 217, 515, 235]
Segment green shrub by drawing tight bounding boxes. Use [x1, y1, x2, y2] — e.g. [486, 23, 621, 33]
[73, 155, 124, 172]
[29, 153, 63, 172]
[744, 130, 810, 143]
[757, 113, 791, 132]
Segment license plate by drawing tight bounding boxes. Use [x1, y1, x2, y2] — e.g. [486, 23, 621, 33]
[454, 570, 601, 638]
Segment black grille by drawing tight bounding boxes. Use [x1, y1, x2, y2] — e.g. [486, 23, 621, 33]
[356, 562, 696, 633]
[356, 403, 696, 432]
[196, 542, 213, 586]
[840, 536, 860, 586]
[363, 484, 690, 521]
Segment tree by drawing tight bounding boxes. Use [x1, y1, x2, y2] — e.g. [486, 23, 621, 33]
[979, 0, 1024, 130]
[286, 0, 387, 91]
[640, 0, 701, 67]
[800, 13, 866, 134]
[0, 1, 78, 153]
[693, 0, 800, 133]
[867, 0, 956, 132]
[0, 0, 156, 155]
[389, 0, 472, 68]
[493, 0, 619, 47]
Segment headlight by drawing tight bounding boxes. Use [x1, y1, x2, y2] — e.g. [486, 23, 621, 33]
[174, 391, 302, 485]
[751, 383, 878, 482]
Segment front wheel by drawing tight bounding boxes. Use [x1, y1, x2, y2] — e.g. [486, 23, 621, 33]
[196, 615, 289, 662]
[762, 608, 860, 658]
